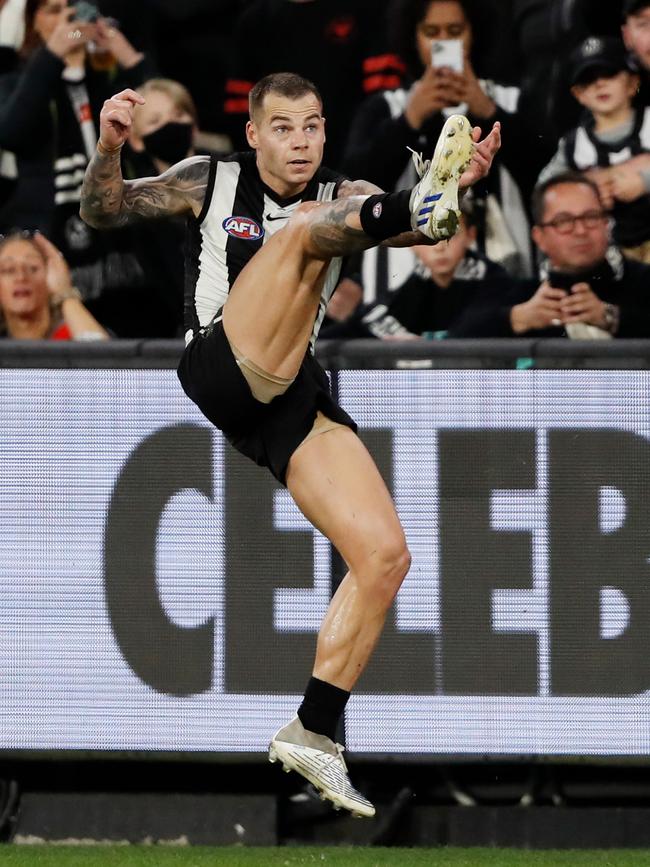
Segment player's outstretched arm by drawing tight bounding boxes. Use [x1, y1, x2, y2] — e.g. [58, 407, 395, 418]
[80, 88, 210, 229]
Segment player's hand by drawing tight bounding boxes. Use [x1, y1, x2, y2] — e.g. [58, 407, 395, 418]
[459, 121, 501, 189]
[47, 7, 97, 59]
[98, 88, 145, 151]
[510, 281, 565, 333]
[32, 232, 73, 298]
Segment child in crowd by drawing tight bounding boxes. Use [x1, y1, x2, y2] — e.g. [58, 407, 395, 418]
[538, 36, 650, 262]
[320, 204, 513, 341]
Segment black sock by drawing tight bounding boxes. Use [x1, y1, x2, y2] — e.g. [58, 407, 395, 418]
[297, 676, 350, 741]
[359, 189, 411, 241]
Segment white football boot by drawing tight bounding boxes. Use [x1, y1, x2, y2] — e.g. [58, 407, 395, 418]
[409, 113, 474, 241]
[269, 716, 375, 818]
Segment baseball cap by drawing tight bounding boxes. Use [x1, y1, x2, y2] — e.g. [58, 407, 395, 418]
[623, 0, 650, 19]
[569, 36, 635, 86]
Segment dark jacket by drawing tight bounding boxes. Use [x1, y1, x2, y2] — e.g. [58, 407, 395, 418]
[455, 250, 650, 338]
[320, 251, 514, 340]
[0, 46, 153, 233]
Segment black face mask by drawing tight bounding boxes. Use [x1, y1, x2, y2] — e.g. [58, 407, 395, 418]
[142, 121, 193, 165]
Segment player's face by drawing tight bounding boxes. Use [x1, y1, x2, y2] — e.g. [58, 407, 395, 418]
[247, 93, 326, 196]
[623, 7, 650, 71]
[0, 240, 49, 317]
[532, 184, 609, 272]
[416, 0, 472, 71]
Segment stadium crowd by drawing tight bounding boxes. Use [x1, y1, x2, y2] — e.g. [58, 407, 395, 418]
[1, 0, 650, 342]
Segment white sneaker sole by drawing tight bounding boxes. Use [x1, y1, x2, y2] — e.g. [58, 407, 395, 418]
[269, 741, 375, 819]
[413, 114, 474, 240]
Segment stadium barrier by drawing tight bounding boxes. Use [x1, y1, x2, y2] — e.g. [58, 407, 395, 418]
[1, 339, 650, 762]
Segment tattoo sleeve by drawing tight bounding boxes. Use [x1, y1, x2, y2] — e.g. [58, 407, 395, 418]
[337, 178, 384, 198]
[308, 195, 375, 258]
[335, 177, 435, 249]
[80, 152, 211, 229]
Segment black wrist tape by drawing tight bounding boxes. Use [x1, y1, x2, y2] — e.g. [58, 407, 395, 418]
[359, 190, 412, 241]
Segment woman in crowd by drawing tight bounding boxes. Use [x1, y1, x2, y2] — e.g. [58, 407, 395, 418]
[0, 0, 163, 335]
[0, 230, 107, 339]
[343, 0, 537, 279]
[127, 77, 199, 176]
[119, 77, 205, 339]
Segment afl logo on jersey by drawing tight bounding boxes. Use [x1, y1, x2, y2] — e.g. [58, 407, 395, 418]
[222, 216, 264, 240]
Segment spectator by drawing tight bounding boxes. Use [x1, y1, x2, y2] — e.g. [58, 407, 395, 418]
[342, 0, 535, 278]
[118, 77, 204, 339]
[223, 0, 401, 170]
[538, 36, 650, 264]
[0, 0, 159, 333]
[128, 77, 201, 174]
[143, 0, 239, 146]
[622, 0, 650, 102]
[320, 204, 514, 340]
[0, 229, 108, 339]
[459, 173, 650, 339]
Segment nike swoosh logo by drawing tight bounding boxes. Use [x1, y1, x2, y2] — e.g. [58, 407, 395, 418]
[266, 213, 290, 222]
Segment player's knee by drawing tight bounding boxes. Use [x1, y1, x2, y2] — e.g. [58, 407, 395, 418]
[365, 536, 411, 607]
[284, 202, 319, 237]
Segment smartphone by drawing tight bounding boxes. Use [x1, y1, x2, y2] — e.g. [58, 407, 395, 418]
[548, 269, 597, 294]
[74, 1, 99, 22]
[547, 271, 574, 293]
[430, 39, 464, 73]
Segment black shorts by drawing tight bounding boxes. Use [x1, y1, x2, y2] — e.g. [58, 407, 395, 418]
[177, 318, 356, 484]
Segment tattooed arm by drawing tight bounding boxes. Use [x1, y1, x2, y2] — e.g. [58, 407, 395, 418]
[337, 177, 431, 248]
[333, 123, 501, 249]
[80, 87, 209, 229]
[80, 152, 210, 229]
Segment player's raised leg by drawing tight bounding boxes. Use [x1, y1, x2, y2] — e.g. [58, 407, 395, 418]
[269, 425, 411, 817]
[222, 114, 479, 382]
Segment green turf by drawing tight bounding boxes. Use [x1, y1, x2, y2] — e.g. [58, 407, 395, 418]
[0, 847, 649, 866]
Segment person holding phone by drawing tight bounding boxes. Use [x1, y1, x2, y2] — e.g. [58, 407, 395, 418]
[343, 0, 538, 279]
[0, 0, 159, 334]
[456, 172, 650, 339]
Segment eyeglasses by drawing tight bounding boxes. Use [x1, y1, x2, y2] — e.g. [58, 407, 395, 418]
[538, 210, 609, 234]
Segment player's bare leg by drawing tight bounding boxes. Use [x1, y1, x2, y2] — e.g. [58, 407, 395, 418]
[287, 427, 410, 691]
[269, 427, 410, 817]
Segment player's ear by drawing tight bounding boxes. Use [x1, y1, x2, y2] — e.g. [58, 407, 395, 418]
[246, 120, 257, 149]
[322, 115, 326, 142]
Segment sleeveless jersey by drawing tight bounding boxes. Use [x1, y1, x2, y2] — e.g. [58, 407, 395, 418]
[184, 150, 344, 347]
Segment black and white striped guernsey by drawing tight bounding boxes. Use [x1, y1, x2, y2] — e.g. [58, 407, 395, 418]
[184, 151, 344, 346]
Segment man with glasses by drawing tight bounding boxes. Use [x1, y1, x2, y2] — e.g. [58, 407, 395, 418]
[460, 172, 650, 338]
